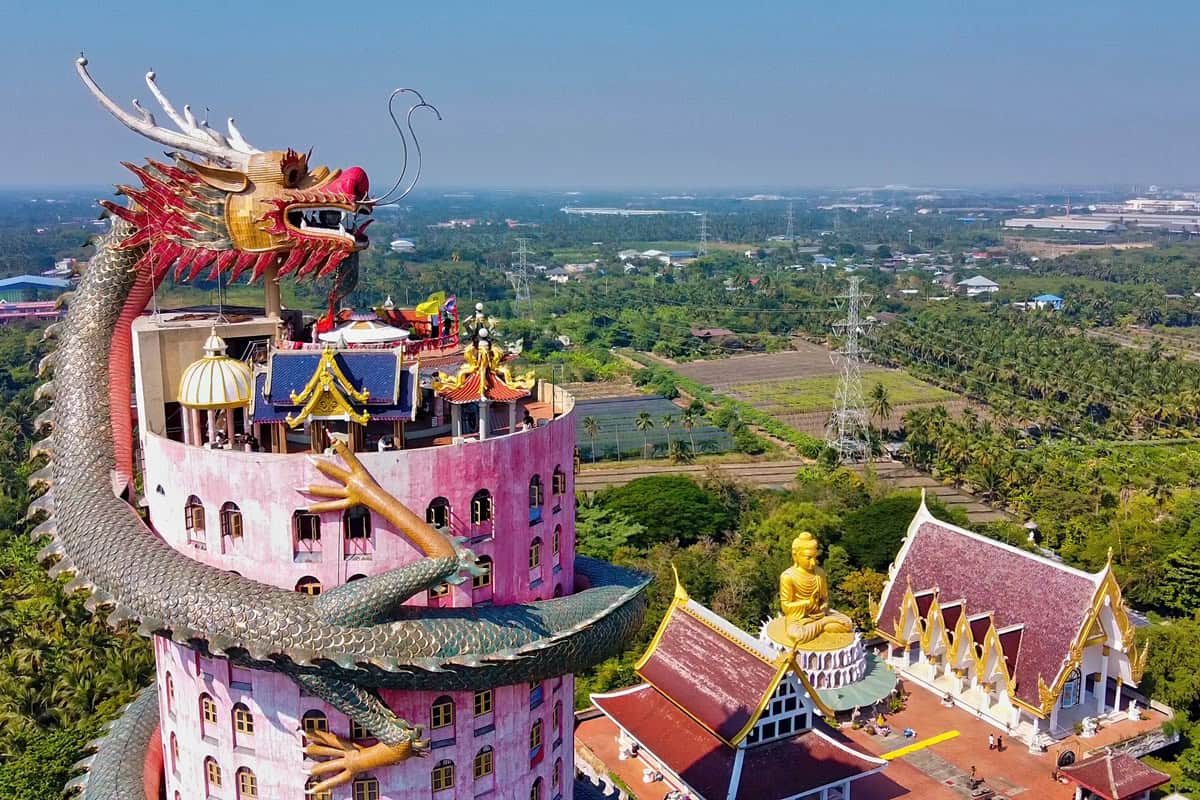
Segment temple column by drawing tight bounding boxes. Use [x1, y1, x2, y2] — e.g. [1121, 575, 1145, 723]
[451, 404, 462, 439]
[1073, 787, 1083, 800]
[263, 262, 281, 319]
[1097, 648, 1110, 716]
[1049, 700, 1060, 734]
[181, 406, 192, 444]
[207, 409, 217, 444]
[509, 401, 518, 434]
[224, 409, 236, 444]
[479, 400, 490, 441]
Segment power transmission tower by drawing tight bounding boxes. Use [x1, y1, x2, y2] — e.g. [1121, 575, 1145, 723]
[507, 237, 532, 318]
[785, 201, 794, 241]
[827, 276, 874, 463]
[698, 213, 709, 256]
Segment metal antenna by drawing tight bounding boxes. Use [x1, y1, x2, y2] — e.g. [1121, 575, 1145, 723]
[507, 237, 533, 318]
[698, 213, 709, 256]
[826, 276, 874, 463]
[785, 201, 795, 241]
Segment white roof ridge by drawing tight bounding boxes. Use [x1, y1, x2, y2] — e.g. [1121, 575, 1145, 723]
[683, 598, 778, 661]
[591, 683, 653, 701]
[811, 726, 888, 767]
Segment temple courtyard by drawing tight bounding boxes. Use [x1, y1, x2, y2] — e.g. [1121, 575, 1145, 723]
[576, 685, 1170, 799]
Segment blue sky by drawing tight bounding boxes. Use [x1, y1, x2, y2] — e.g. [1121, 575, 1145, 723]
[3, 1, 1199, 189]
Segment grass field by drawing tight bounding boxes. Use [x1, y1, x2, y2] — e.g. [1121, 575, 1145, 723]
[574, 395, 732, 460]
[728, 370, 956, 415]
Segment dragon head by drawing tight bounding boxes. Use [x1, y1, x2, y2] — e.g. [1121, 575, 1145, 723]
[77, 57, 392, 286]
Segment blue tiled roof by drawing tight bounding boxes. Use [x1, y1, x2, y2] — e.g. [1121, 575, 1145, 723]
[267, 351, 401, 405]
[252, 354, 415, 425]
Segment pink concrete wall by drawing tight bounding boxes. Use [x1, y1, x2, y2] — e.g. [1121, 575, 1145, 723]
[140, 407, 576, 605]
[157, 637, 574, 800]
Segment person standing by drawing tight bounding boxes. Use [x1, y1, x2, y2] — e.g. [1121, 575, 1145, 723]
[988, 733, 995, 750]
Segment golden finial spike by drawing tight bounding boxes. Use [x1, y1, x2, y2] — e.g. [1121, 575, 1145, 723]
[670, 564, 689, 603]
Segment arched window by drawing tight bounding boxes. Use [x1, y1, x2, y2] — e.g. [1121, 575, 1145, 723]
[305, 778, 332, 800]
[1062, 667, 1082, 708]
[347, 573, 367, 582]
[351, 719, 373, 740]
[431, 759, 455, 792]
[199, 693, 217, 739]
[169, 732, 179, 775]
[185, 495, 206, 548]
[553, 700, 563, 739]
[530, 776, 543, 800]
[301, 710, 329, 744]
[530, 680, 544, 709]
[471, 490, 493, 525]
[428, 582, 450, 602]
[431, 695, 454, 730]
[552, 524, 562, 562]
[426, 497, 451, 529]
[552, 465, 567, 497]
[352, 776, 379, 800]
[530, 719, 543, 753]
[220, 502, 243, 539]
[236, 767, 258, 799]
[472, 556, 493, 592]
[474, 746, 495, 779]
[293, 510, 321, 561]
[528, 475, 544, 523]
[204, 757, 222, 793]
[553, 583, 563, 597]
[344, 506, 374, 559]
[473, 689, 493, 717]
[529, 537, 543, 571]
[233, 702, 254, 744]
[295, 576, 322, 596]
[165, 672, 175, 717]
[554, 757, 563, 790]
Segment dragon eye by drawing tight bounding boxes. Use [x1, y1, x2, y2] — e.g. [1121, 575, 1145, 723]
[284, 168, 302, 187]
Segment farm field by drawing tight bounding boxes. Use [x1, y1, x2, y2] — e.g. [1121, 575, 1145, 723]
[670, 342, 838, 389]
[573, 395, 732, 461]
[728, 370, 957, 416]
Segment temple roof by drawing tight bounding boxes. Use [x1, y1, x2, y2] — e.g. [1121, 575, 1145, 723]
[635, 596, 784, 744]
[592, 683, 884, 800]
[877, 497, 1107, 708]
[252, 349, 415, 426]
[1060, 751, 1170, 800]
[437, 369, 531, 404]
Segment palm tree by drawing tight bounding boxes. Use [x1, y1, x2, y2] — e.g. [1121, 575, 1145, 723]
[668, 439, 694, 464]
[661, 414, 676, 448]
[868, 382, 893, 434]
[681, 408, 699, 455]
[634, 411, 655, 457]
[582, 416, 600, 463]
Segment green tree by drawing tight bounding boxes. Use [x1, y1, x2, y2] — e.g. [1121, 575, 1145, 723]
[574, 503, 646, 561]
[596, 475, 735, 547]
[582, 416, 600, 463]
[838, 568, 887, 630]
[681, 408, 700, 455]
[634, 411, 655, 457]
[868, 382, 893, 434]
[661, 414, 676, 448]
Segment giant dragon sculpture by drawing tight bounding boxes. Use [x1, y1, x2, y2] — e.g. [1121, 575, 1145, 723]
[29, 57, 649, 798]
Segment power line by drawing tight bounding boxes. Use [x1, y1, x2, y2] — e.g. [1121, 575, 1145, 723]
[507, 237, 533, 319]
[698, 213, 709, 256]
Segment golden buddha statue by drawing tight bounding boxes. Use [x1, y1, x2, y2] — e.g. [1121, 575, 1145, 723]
[778, 531, 854, 645]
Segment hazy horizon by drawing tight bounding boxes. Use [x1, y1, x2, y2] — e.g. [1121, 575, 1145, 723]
[3, 1, 1199, 190]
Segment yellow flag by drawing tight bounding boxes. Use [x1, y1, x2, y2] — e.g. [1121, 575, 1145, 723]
[414, 291, 446, 317]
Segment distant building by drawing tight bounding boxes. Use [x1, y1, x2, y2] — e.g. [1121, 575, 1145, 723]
[957, 275, 999, 296]
[0, 274, 71, 302]
[1060, 751, 1169, 800]
[690, 327, 742, 349]
[388, 238, 416, 253]
[1004, 216, 1120, 232]
[1031, 293, 1064, 310]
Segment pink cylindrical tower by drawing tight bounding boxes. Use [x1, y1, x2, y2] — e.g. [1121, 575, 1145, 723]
[137, 318, 579, 800]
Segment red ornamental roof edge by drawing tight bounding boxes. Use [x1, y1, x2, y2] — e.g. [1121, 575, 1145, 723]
[437, 371, 531, 404]
[1061, 752, 1170, 799]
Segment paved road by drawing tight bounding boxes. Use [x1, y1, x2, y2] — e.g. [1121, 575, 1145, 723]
[576, 459, 1013, 526]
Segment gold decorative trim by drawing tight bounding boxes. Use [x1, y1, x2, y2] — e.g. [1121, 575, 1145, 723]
[284, 348, 371, 429]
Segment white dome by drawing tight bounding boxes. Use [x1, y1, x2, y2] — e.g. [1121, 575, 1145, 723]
[178, 330, 254, 409]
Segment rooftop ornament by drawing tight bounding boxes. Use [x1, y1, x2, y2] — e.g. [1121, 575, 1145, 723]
[432, 329, 535, 405]
[177, 328, 253, 410]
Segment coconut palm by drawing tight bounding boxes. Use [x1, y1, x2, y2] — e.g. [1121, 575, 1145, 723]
[681, 408, 700, 455]
[634, 411, 655, 457]
[868, 382, 893, 434]
[582, 416, 600, 463]
[661, 414, 676, 448]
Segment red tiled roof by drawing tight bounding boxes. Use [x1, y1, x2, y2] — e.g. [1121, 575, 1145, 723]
[941, 601, 963, 636]
[436, 370, 531, 404]
[636, 603, 781, 743]
[878, 513, 1101, 707]
[997, 626, 1024, 673]
[592, 684, 882, 800]
[1061, 752, 1170, 800]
